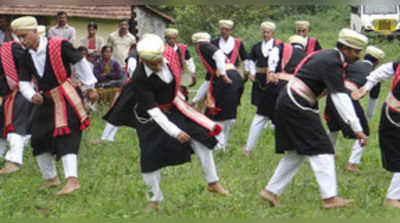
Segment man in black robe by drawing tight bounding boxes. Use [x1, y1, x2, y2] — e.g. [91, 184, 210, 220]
[325, 46, 384, 173]
[131, 34, 228, 210]
[12, 16, 98, 195]
[260, 28, 368, 209]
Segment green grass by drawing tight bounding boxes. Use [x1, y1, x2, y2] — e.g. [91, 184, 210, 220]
[1, 11, 400, 218]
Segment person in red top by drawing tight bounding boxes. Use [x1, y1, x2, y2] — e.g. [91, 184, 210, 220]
[79, 22, 104, 63]
[295, 21, 322, 55]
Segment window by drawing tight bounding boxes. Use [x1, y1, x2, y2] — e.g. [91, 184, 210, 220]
[364, 5, 397, 15]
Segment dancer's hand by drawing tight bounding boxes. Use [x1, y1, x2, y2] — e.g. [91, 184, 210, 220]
[32, 92, 43, 104]
[355, 131, 368, 147]
[177, 131, 191, 144]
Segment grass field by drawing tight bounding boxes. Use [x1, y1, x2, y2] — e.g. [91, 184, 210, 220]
[1, 8, 400, 218]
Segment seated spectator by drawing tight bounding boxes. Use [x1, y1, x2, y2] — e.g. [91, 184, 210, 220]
[93, 46, 123, 88]
[78, 46, 93, 69]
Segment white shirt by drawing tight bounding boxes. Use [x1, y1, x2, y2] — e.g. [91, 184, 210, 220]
[249, 38, 275, 76]
[127, 57, 137, 78]
[330, 48, 362, 133]
[173, 44, 196, 73]
[19, 36, 97, 102]
[219, 36, 235, 54]
[143, 60, 182, 138]
[268, 44, 304, 73]
[212, 49, 227, 76]
[364, 62, 394, 91]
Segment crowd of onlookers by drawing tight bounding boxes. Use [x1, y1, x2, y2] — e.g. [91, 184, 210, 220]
[0, 11, 137, 88]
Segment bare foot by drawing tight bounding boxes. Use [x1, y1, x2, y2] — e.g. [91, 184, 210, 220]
[260, 189, 281, 207]
[335, 153, 340, 159]
[207, 182, 230, 196]
[0, 162, 20, 175]
[322, 196, 353, 209]
[91, 140, 102, 145]
[241, 146, 250, 157]
[345, 163, 360, 173]
[40, 177, 62, 190]
[384, 199, 400, 208]
[56, 177, 80, 195]
[145, 201, 160, 212]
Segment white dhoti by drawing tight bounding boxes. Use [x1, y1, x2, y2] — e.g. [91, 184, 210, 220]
[0, 138, 7, 158]
[387, 173, 400, 200]
[366, 98, 379, 120]
[142, 139, 219, 202]
[348, 140, 364, 165]
[4, 133, 25, 165]
[101, 122, 119, 142]
[245, 114, 270, 152]
[266, 151, 337, 199]
[36, 153, 78, 180]
[215, 119, 235, 151]
[327, 131, 338, 152]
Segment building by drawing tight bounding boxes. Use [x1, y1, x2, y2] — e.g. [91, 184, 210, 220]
[0, 5, 174, 46]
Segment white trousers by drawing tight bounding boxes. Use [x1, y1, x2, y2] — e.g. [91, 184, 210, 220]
[36, 153, 78, 180]
[348, 140, 364, 165]
[245, 114, 271, 151]
[387, 173, 400, 200]
[328, 131, 338, 152]
[101, 122, 119, 142]
[142, 139, 219, 202]
[4, 133, 26, 165]
[266, 151, 337, 199]
[215, 119, 235, 151]
[0, 138, 7, 159]
[366, 98, 379, 120]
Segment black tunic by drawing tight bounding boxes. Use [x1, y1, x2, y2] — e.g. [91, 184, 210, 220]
[211, 37, 248, 67]
[257, 45, 306, 121]
[249, 40, 282, 106]
[275, 49, 348, 155]
[325, 60, 372, 138]
[198, 42, 244, 121]
[0, 43, 36, 136]
[379, 62, 400, 172]
[18, 38, 84, 160]
[131, 62, 218, 173]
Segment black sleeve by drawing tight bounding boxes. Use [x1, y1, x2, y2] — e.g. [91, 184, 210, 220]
[211, 38, 219, 48]
[184, 48, 191, 60]
[249, 44, 258, 62]
[16, 50, 34, 82]
[322, 59, 346, 94]
[131, 74, 157, 111]
[0, 74, 10, 96]
[239, 41, 248, 60]
[369, 82, 381, 99]
[61, 40, 83, 65]
[315, 40, 322, 50]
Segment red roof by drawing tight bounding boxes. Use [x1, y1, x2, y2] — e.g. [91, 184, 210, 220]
[0, 5, 174, 22]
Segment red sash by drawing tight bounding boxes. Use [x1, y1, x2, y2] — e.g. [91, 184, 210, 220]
[306, 37, 317, 55]
[391, 64, 400, 90]
[1, 41, 20, 137]
[280, 43, 293, 72]
[162, 46, 222, 136]
[177, 43, 187, 65]
[48, 37, 90, 136]
[229, 38, 241, 65]
[1, 41, 19, 91]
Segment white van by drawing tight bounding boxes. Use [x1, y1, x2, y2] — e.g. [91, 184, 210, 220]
[351, 5, 400, 37]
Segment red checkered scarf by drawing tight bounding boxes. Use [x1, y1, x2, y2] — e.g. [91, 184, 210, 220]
[48, 37, 90, 136]
[1, 41, 19, 90]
